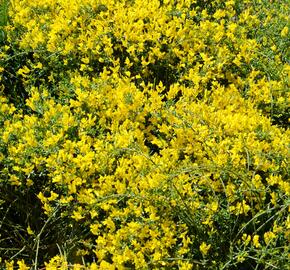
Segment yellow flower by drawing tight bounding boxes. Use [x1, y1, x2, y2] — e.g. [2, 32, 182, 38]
[90, 262, 98, 270]
[37, 192, 47, 203]
[264, 231, 276, 245]
[252, 235, 261, 248]
[35, 62, 43, 69]
[5, 260, 14, 270]
[281, 26, 288, 37]
[179, 261, 193, 270]
[10, 175, 21, 186]
[237, 252, 247, 263]
[230, 200, 251, 216]
[17, 66, 30, 77]
[27, 225, 34, 236]
[81, 57, 90, 64]
[72, 207, 84, 221]
[73, 264, 82, 270]
[242, 234, 251, 246]
[99, 260, 115, 270]
[17, 260, 29, 270]
[208, 201, 219, 213]
[90, 224, 101, 235]
[199, 242, 211, 256]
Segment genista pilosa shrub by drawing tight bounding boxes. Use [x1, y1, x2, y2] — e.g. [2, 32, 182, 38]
[0, 0, 289, 269]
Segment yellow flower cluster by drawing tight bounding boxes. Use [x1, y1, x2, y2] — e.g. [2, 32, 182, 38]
[0, 0, 289, 269]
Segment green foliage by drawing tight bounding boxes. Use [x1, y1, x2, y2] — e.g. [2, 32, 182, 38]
[0, 0, 289, 269]
[0, 0, 9, 43]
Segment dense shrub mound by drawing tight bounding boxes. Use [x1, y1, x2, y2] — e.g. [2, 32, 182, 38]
[0, 0, 289, 269]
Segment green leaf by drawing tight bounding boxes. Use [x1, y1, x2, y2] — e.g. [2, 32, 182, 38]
[0, 0, 9, 43]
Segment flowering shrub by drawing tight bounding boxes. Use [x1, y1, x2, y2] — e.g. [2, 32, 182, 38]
[0, 0, 289, 269]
